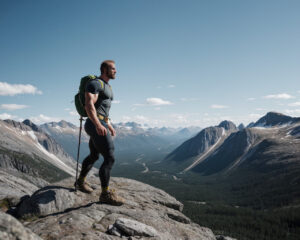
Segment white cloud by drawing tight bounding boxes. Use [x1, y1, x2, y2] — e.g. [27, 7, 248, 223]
[249, 113, 261, 118]
[168, 84, 175, 88]
[180, 97, 199, 102]
[29, 114, 61, 124]
[211, 104, 229, 109]
[0, 113, 17, 120]
[135, 115, 149, 122]
[247, 98, 256, 101]
[285, 109, 300, 115]
[120, 115, 150, 124]
[0, 104, 29, 111]
[154, 107, 161, 111]
[133, 103, 145, 107]
[121, 116, 131, 122]
[288, 102, 300, 107]
[198, 113, 263, 128]
[0, 82, 42, 96]
[263, 93, 294, 99]
[69, 111, 78, 116]
[255, 108, 266, 111]
[170, 114, 189, 124]
[112, 100, 121, 104]
[146, 98, 172, 106]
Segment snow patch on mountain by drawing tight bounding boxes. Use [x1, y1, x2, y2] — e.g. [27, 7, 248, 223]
[34, 142, 75, 176]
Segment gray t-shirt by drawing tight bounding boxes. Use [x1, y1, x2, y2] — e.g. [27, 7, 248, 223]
[85, 79, 114, 117]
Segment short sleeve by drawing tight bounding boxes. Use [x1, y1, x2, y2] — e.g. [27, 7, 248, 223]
[85, 80, 101, 94]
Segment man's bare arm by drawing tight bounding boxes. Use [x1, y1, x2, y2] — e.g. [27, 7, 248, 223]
[85, 92, 107, 136]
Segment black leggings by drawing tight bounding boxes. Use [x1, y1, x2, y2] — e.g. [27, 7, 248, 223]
[80, 118, 115, 188]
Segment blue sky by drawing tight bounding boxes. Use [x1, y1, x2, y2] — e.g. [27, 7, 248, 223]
[0, 0, 300, 127]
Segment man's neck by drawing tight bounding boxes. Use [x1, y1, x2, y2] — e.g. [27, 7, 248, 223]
[99, 75, 109, 83]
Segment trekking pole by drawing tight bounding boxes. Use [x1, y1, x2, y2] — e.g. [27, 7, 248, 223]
[75, 116, 84, 192]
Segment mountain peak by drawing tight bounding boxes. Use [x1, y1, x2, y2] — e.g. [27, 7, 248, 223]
[253, 112, 300, 127]
[238, 123, 245, 130]
[41, 120, 76, 129]
[22, 119, 40, 132]
[218, 120, 237, 131]
[57, 120, 76, 128]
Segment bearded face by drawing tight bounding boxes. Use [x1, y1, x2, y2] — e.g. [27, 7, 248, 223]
[106, 63, 116, 79]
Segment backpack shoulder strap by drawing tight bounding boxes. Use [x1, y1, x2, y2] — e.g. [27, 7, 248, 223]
[98, 79, 104, 90]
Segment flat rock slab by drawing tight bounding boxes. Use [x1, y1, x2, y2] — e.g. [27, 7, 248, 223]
[108, 217, 158, 237]
[0, 211, 42, 240]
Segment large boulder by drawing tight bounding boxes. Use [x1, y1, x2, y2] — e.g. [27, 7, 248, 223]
[16, 185, 78, 218]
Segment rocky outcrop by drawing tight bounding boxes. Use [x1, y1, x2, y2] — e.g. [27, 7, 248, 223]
[0, 169, 40, 210]
[0, 211, 42, 240]
[15, 176, 216, 240]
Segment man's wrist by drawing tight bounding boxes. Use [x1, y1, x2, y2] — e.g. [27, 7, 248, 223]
[94, 119, 104, 129]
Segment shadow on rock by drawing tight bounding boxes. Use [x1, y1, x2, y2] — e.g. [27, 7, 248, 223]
[15, 185, 80, 219]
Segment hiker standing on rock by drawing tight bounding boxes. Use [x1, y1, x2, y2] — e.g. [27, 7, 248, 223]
[75, 60, 124, 206]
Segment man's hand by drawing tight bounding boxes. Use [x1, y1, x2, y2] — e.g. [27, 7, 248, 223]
[96, 124, 107, 136]
[108, 124, 116, 137]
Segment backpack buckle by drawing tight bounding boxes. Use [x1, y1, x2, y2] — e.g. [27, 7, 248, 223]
[98, 114, 109, 123]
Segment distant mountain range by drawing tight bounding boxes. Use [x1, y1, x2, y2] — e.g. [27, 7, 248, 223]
[165, 112, 300, 175]
[1, 111, 300, 210]
[40, 120, 201, 160]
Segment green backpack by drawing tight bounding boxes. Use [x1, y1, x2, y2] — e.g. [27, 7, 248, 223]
[74, 75, 104, 117]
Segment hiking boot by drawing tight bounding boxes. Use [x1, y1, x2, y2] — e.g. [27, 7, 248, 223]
[74, 177, 93, 194]
[99, 189, 125, 206]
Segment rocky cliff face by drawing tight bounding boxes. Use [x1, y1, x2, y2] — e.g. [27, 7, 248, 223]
[1, 176, 225, 240]
[0, 119, 76, 178]
[165, 121, 237, 170]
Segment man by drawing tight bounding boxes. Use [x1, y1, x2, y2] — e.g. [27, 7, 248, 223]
[75, 60, 124, 206]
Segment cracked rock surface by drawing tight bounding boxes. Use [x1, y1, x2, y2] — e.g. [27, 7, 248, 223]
[0, 211, 42, 240]
[14, 176, 217, 240]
